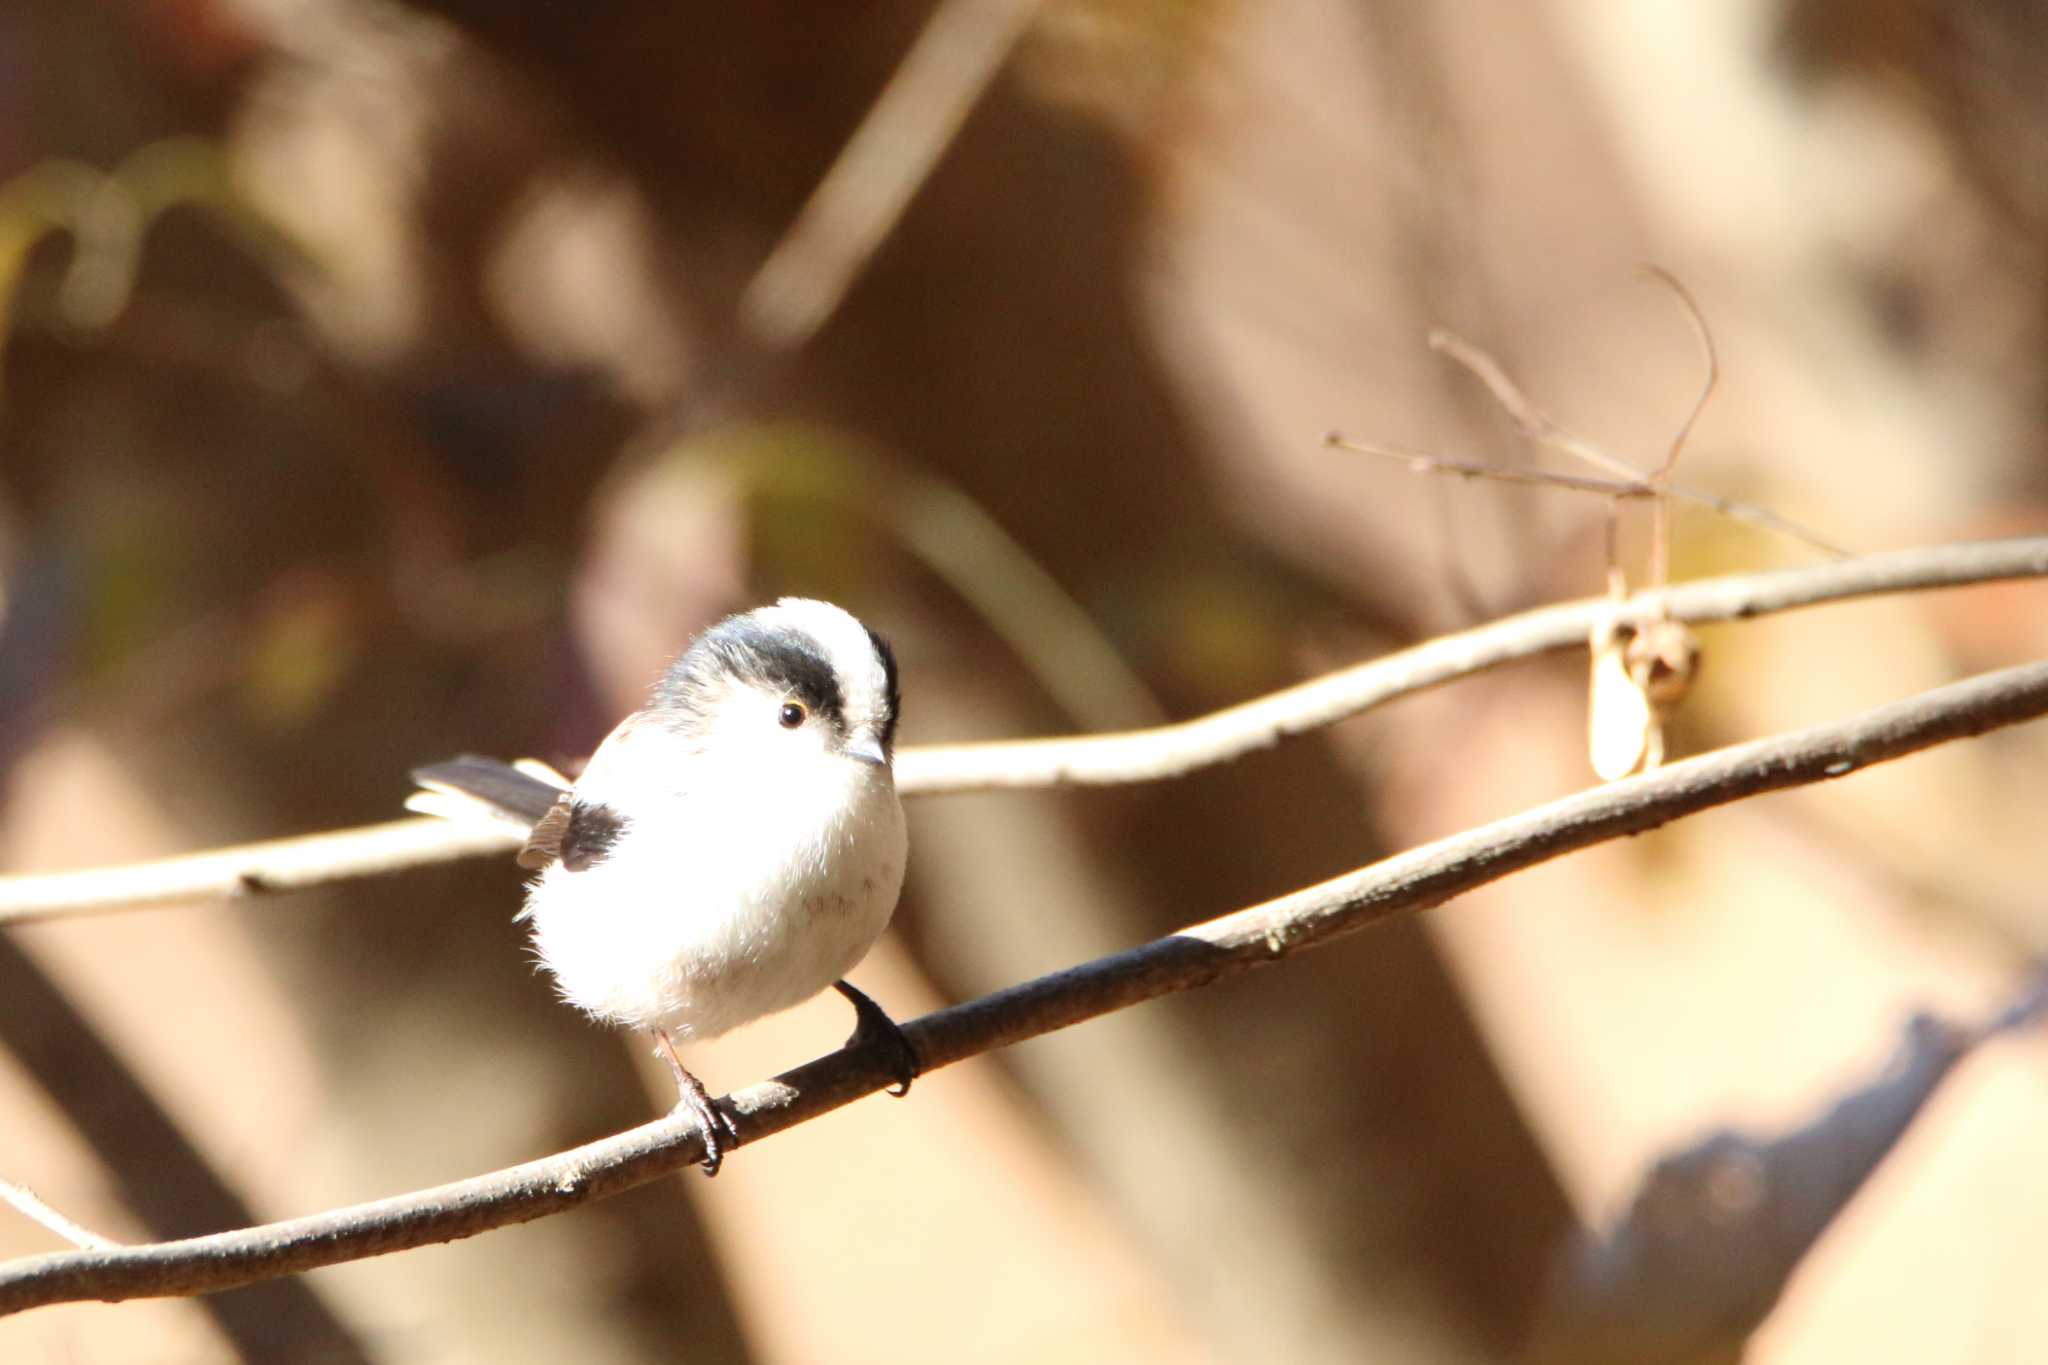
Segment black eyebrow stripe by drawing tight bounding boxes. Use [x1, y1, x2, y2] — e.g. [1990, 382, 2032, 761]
[658, 617, 846, 721]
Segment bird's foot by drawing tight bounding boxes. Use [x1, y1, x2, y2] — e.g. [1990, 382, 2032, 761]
[655, 1030, 737, 1177]
[833, 979, 921, 1097]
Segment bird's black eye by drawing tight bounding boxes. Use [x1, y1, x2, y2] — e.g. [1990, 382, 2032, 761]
[778, 701, 808, 729]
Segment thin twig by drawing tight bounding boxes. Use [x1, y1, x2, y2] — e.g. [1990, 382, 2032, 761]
[1324, 431, 1851, 555]
[5, 656, 2046, 1313]
[1429, 327, 1641, 481]
[2, 538, 2044, 926]
[0, 1182, 119, 1252]
[1635, 265, 1719, 587]
[1385, 310, 1842, 562]
[1636, 265, 1718, 483]
[897, 537, 2043, 790]
[1426, 275, 1763, 589]
[738, 0, 1045, 350]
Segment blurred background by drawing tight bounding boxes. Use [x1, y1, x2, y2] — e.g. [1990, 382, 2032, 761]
[3, 1, 2047, 1361]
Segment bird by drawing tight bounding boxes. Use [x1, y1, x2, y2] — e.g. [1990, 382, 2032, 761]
[407, 597, 917, 1175]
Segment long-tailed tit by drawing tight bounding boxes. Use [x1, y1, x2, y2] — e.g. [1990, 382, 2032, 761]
[409, 598, 916, 1174]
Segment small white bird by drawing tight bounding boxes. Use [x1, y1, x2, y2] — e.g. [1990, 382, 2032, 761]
[409, 598, 915, 1174]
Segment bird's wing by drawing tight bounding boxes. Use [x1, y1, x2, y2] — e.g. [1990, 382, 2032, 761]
[518, 796, 628, 873]
[516, 713, 666, 873]
[412, 713, 679, 877]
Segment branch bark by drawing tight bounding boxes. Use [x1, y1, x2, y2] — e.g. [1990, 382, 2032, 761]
[6, 655, 2046, 1314]
[0, 819, 520, 925]
[3, 536, 2044, 926]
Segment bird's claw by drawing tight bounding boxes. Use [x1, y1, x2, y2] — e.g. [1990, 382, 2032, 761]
[671, 1081, 739, 1177]
[655, 1031, 738, 1176]
[833, 979, 921, 1097]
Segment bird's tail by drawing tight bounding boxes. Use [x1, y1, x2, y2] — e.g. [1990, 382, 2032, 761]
[407, 756, 569, 831]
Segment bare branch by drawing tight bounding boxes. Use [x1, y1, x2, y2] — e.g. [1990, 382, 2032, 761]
[1351, 289, 1845, 562]
[0, 1182, 119, 1251]
[1424, 278, 1777, 591]
[1635, 264, 1718, 483]
[1, 538, 2043, 926]
[899, 537, 2046, 791]
[1329, 432, 1669, 500]
[1636, 265, 1715, 589]
[1323, 431, 1852, 556]
[0, 819, 518, 925]
[5, 656, 2047, 1313]
[1429, 326, 1640, 481]
[738, 0, 1045, 350]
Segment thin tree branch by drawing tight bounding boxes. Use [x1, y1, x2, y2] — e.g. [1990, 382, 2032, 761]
[0, 1181, 119, 1251]
[896, 536, 2046, 789]
[1323, 432, 1852, 558]
[737, 0, 1045, 350]
[0, 818, 520, 924]
[1429, 326, 1643, 482]
[1635, 264, 1718, 483]
[5, 656, 2047, 1314]
[1, 537, 2044, 926]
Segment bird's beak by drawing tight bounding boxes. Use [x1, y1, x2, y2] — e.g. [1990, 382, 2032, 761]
[846, 735, 889, 768]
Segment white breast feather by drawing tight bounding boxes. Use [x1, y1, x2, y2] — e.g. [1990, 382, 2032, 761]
[521, 722, 907, 1040]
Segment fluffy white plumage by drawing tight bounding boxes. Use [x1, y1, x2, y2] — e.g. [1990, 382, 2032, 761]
[408, 599, 912, 1175]
[411, 597, 907, 1042]
[529, 691, 906, 1040]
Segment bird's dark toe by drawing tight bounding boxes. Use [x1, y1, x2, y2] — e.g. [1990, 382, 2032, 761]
[833, 979, 921, 1097]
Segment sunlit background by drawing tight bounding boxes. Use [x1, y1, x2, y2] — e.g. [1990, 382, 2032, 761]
[3, 2, 2047, 1362]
